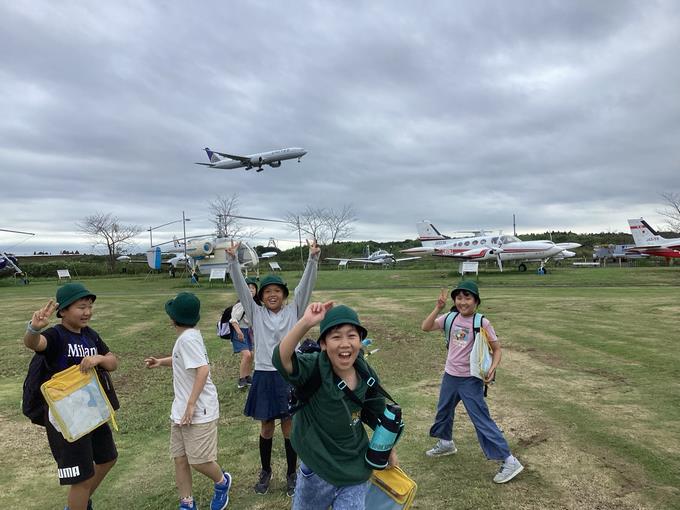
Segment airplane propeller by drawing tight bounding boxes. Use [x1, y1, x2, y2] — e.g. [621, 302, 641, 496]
[494, 239, 505, 272]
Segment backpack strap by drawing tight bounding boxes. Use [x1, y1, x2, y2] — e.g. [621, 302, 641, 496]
[473, 313, 484, 335]
[333, 361, 398, 426]
[444, 311, 459, 348]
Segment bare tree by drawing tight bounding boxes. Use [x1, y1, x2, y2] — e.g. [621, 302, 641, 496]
[326, 204, 357, 244]
[78, 213, 141, 271]
[209, 194, 260, 240]
[658, 192, 680, 232]
[285, 206, 330, 245]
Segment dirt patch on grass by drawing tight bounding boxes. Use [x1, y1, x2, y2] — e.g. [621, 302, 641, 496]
[0, 415, 54, 496]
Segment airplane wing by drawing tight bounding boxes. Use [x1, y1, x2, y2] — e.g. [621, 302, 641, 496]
[394, 256, 421, 262]
[194, 162, 214, 166]
[325, 257, 377, 264]
[212, 151, 251, 163]
[400, 246, 435, 255]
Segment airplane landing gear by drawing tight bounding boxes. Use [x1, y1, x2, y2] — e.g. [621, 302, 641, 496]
[518, 263, 527, 272]
[256, 167, 264, 172]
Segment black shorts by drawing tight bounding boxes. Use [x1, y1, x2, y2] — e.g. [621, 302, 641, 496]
[46, 420, 118, 485]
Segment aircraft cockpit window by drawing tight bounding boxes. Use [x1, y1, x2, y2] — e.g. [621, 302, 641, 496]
[491, 237, 499, 244]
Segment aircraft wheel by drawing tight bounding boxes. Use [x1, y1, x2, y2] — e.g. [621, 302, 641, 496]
[518, 263, 527, 272]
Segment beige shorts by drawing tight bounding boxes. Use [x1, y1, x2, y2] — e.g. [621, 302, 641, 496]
[170, 419, 218, 465]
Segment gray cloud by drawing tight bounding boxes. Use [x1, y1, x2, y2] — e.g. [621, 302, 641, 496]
[2, 0, 679, 254]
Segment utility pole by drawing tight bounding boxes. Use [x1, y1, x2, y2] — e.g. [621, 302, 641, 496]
[182, 210, 188, 264]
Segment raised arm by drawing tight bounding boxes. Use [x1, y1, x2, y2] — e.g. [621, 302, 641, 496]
[294, 239, 320, 317]
[422, 288, 447, 332]
[226, 241, 255, 319]
[23, 299, 59, 352]
[278, 301, 333, 374]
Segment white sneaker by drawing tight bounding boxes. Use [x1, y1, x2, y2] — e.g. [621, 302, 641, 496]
[425, 439, 458, 457]
[493, 458, 524, 483]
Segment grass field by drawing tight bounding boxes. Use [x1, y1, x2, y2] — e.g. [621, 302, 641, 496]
[1, 266, 679, 509]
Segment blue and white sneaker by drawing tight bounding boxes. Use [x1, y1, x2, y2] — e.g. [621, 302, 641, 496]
[179, 499, 197, 510]
[210, 471, 232, 510]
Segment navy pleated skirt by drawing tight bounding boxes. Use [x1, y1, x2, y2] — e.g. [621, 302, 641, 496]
[243, 370, 291, 421]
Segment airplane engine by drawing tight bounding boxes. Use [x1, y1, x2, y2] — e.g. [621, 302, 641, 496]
[269, 160, 281, 167]
[197, 240, 214, 256]
[250, 156, 264, 167]
[186, 239, 214, 257]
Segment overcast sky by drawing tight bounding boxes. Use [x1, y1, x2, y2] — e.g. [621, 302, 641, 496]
[2, 1, 679, 254]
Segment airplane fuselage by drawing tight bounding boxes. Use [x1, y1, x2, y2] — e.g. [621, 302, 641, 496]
[209, 148, 307, 170]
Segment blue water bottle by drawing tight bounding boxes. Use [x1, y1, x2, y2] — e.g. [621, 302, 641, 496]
[365, 403, 403, 469]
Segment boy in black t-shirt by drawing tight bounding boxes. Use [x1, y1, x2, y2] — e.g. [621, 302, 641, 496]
[23, 283, 118, 510]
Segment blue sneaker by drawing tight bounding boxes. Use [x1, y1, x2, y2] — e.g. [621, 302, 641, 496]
[211, 471, 232, 510]
[179, 499, 197, 510]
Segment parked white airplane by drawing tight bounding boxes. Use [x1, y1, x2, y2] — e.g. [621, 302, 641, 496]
[401, 222, 580, 272]
[327, 246, 420, 267]
[195, 147, 307, 172]
[627, 218, 680, 259]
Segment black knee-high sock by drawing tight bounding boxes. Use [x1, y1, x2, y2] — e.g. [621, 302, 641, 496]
[284, 438, 297, 475]
[259, 436, 273, 473]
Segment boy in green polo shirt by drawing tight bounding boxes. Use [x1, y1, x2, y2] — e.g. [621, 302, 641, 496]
[272, 302, 397, 510]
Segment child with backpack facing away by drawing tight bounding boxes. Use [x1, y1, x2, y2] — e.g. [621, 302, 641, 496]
[22, 282, 118, 510]
[421, 280, 523, 483]
[144, 292, 232, 510]
[273, 302, 398, 510]
[229, 276, 259, 389]
[226, 240, 320, 497]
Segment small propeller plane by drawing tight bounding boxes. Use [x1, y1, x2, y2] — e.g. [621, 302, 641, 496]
[195, 147, 307, 172]
[401, 221, 580, 272]
[626, 218, 680, 259]
[327, 246, 420, 267]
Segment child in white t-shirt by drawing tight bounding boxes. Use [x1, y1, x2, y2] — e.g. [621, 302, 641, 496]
[144, 292, 232, 510]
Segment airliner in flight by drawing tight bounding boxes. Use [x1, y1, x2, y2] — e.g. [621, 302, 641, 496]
[195, 147, 307, 172]
[401, 221, 580, 272]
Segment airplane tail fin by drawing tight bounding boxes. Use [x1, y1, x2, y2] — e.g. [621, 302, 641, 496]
[417, 221, 449, 247]
[204, 147, 221, 163]
[628, 218, 664, 246]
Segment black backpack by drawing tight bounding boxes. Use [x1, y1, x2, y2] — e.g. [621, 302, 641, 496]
[22, 354, 51, 426]
[216, 303, 244, 339]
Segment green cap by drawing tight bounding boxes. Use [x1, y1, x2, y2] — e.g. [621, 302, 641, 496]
[451, 280, 481, 303]
[257, 274, 289, 301]
[165, 292, 201, 326]
[56, 283, 96, 317]
[245, 276, 259, 290]
[318, 305, 368, 342]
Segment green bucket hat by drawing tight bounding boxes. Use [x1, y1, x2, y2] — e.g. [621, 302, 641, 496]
[56, 282, 96, 317]
[257, 274, 289, 301]
[245, 276, 259, 290]
[318, 305, 368, 342]
[451, 280, 481, 304]
[165, 292, 201, 326]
